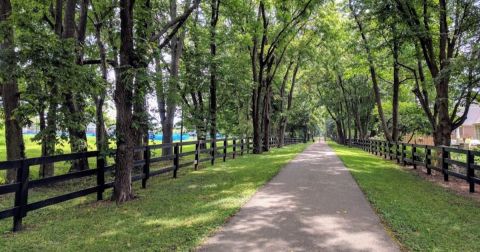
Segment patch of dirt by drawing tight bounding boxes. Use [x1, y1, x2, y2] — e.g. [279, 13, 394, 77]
[398, 163, 480, 202]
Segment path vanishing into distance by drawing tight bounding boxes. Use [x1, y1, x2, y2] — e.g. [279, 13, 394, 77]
[199, 141, 400, 252]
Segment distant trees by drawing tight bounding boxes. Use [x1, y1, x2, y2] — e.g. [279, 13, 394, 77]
[338, 0, 480, 145]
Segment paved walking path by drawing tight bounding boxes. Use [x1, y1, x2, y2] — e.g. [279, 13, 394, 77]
[199, 141, 400, 252]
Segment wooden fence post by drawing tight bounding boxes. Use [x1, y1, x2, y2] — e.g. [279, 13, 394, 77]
[425, 147, 431, 175]
[233, 139, 237, 159]
[467, 150, 475, 193]
[13, 160, 29, 231]
[442, 147, 449, 181]
[388, 142, 393, 160]
[96, 156, 105, 200]
[173, 144, 179, 178]
[246, 138, 250, 154]
[395, 142, 399, 163]
[142, 146, 150, 188]
[401, 143, 406, 166]
[412, 145, 417, 169]
[223, 138, 227, 162]
[240, 139, 244, 156]
[383, 141, 387, 159]
[194, 141, 200, 170]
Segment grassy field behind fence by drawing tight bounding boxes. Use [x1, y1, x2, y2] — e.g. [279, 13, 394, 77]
[0, 142, 309, 251]
[328, 141, 480, 252]
[0, 130, 238, 183]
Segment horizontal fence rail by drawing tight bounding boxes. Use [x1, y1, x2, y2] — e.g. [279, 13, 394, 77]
[0, 137, 305, 231]
[345, 139, 480, 194]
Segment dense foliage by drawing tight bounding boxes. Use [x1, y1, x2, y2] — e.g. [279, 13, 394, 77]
[1, 0, 479, 200]
[0, 0, 322, 200]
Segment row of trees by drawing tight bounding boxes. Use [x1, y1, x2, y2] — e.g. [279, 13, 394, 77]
[0, 0, 322, 202]
[321, 0, 480, 146]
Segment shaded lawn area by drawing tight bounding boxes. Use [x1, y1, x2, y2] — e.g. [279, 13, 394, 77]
[0, 143, 309, 251]
[328, 141, 480, 252]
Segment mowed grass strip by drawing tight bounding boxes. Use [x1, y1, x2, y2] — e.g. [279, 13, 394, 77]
[0, 143, 310, 251]
[328, 141, 480, 252]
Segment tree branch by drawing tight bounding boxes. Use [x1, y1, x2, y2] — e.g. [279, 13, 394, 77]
[150, 0, 200, 43]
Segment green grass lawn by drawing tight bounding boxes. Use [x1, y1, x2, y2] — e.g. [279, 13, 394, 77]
[328, 141, 480, 252]
[0, 131, 99, 183]
[0, 143, 309, 251]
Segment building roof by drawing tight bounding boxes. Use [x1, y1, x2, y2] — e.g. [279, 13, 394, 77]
[460, 104, 480, 126]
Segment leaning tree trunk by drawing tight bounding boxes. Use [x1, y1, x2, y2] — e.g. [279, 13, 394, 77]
[350, 2, 391, 141]
[1, 0, 25, 183]
[113, 0, 136, 203]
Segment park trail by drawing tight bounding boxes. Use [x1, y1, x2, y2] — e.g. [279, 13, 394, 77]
[198, 141, 400, 252]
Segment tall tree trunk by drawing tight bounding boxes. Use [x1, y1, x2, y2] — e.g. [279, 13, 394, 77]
[93, 22, 108, 154]
[64, 94, 89, 172]
[63, 0, 89, 172]
[94, 97, 107, 152]
[434, 79, 451, 146]
[1, 0, 25, 183]
[251, 4, 264, 154]
[350, 1, 391, 141]
[335, 120, 345, 144]
[38, 107, 54, 177]
[262, 84, 272, 151]
[133, 0, 152, 160]
[193, 92, 207, 149]
[277, 61, 294, 147]
[133, 84, 148, 160]
[391, 28, 400, 142]
[434, 0, 451, 146]
[160, 0, 184, 156]
[113, 0, 136, 203]
[209, 0, 219, 140]
[252, 81, 264, 154]
[37, 0, 64, 177]
[43, 87, 58, 176]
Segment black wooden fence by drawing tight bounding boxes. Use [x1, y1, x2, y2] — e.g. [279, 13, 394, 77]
[346, 139, 480, 194]
[0, 137, 304, 231]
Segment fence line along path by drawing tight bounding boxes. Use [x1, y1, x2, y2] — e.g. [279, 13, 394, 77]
[348, 138, 480, 193]
[199, 141, 400, 252]
[0, 137, 304, 232]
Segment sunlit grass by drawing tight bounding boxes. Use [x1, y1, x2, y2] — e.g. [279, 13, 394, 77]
[0, 143, 309, 251]
[328, 141, 480, 251]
